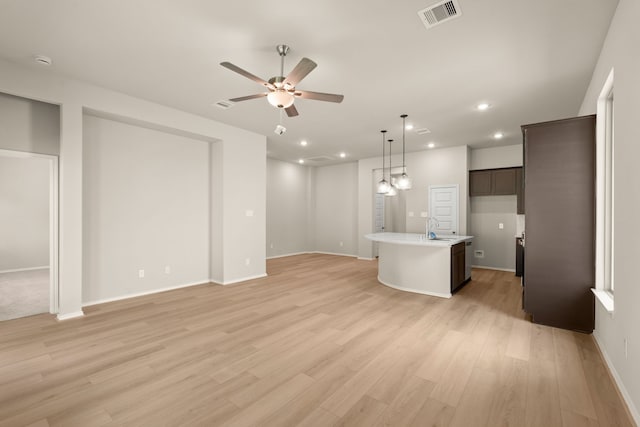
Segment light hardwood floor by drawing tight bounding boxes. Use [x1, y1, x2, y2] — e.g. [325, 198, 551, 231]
[0, 254, 634, 426]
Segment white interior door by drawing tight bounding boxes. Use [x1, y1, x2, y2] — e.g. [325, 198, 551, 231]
[429, 185, 459, 235]
[374, 193, 385, 232]
[373, 193, 385, 257]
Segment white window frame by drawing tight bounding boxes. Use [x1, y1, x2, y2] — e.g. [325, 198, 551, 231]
[593, 68, 615, 313]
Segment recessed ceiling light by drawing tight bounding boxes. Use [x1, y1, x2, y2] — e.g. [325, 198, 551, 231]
[339, 152, 346, 158]
[405, 124, 414, 130]
[33, 55, 52, 66]
[493, 132, 504, 139]
[477, 103, 490, 111]
[300, 140, 308, 146]
[427, 143, 435, 148]
[298, 159, 305, 164]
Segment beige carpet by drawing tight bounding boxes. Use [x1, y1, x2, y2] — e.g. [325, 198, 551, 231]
[0, 268, 49, 321]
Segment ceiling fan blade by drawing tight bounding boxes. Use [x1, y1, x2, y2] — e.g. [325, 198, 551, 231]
[220, 62, 274, 89]
[285, 104, 299, 117]
[228, 93, 268, 102]
[284, 58, 317, 87]
[294, 90, 344, 103]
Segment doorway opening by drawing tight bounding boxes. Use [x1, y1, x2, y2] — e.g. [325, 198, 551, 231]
[0, 149, 58, 321]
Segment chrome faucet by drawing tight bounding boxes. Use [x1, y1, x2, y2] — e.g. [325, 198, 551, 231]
[426, 216, 439, 239]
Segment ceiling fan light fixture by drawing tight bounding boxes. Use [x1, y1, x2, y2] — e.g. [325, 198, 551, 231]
[267, 90, 295, 109]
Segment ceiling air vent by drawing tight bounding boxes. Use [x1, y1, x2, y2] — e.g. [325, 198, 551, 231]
[417, 0, 462, 29]
[305, 155, 335, 163]
[416, 128, 431, 135]
[214, 100, 235, 110]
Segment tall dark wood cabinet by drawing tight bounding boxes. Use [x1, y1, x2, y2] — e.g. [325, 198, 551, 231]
[522, 115, 596, 333]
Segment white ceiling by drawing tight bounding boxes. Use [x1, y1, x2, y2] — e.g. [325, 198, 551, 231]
[0, 0, 617, 165]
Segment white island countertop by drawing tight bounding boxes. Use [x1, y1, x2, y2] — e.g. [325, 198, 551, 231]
[365, 232, 474, 298]
[365, 232, 473, 247]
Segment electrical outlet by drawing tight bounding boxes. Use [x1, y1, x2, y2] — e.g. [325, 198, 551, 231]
[499, 223, 504, 229]
[408, 211, 414, 217]
[245, 210, 254, 217]
[339, 241, 344, 247]
[270, 243, 274, 249]
[138, 269, 145, 278]
[474, 250, 484, 258]
[420, 212, 428, 218]
[165, 265, 171, 274]
[245, 258, 250, 266]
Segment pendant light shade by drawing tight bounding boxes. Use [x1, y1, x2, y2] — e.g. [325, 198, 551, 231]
[396, 114, 413, 190]
[385, 138, 397, 197]
[376, 130, 390, 194]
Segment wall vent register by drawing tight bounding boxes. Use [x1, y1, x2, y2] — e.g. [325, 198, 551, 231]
[417, 0, 462, 29]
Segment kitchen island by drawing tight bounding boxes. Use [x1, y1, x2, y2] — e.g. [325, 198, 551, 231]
[365, 232, 474, 298]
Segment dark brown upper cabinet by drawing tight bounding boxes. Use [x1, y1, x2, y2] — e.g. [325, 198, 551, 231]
[469, 167, 521, 197]
[469, 170, 493, 196]
[493, 168, 517, 194]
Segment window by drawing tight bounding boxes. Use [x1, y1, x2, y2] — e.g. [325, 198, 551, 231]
[594, 68, 615, 312]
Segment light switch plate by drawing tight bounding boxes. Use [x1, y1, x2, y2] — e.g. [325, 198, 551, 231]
[245, 210, 254, 217]
[420, 212, 428, 218]
[408, 212, 414, 217]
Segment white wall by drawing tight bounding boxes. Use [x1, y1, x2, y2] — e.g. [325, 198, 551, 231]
[0, 92, 57, 272]
[0, 92, 60, 155]
[82, 115, 210, 304]
[266, 158, 311, 258]
[469, 145, 523, 270]
[358, 146, 469, 259]
[470, 144, 523, 169]
[0, 156, 50, 272]
[578, 0, 640, 421]
[469, 144, 523, 170]
[0, 57, 266, 318]
[469, 196, 517, 270]
[314, 162, 359, 256]
[216, 136, 266, 284]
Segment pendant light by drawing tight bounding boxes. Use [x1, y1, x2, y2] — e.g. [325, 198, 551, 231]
[396, 114, 413, 190]
[385, 139, 397, 196]
[376, 130, 390, 194]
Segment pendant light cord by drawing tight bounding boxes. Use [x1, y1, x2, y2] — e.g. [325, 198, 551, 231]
[388, 139, 393, 182]
[401, 114, 408, 173]
[381, 130, 387, 177]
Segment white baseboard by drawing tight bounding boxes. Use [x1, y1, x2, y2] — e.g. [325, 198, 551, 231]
[311, 251, 358, 258]
[592, 332, 640, 425]
[471, 265, 516, 273]
[357, 257, 375, 261]
[0, 265, 49, 274]
[266, 251, 309, 260]
[267, 251, 359, 260]
[82, 279, 211, 307]
[211, 273, 268, 286]
[377, 276, 452, 299]
[57, 311, 84, 321]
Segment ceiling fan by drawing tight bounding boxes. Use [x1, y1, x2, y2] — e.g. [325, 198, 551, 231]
[220, 44, 344, 117]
